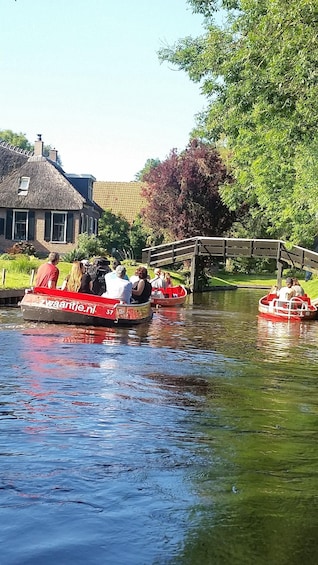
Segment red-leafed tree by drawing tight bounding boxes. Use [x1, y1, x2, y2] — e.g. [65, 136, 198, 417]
[141, 139, 235, 241]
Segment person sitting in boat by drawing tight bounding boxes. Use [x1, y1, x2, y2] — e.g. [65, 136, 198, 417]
[150, 268, 164, 289]
[62, 261, 93, 293]
[164, 272, 172, 288]
[35, 252, 60, 289]
[89, 257, 111, 295]
[132, 266, 152, 304]
[102, 265, 132, 303]
[292, 278, 305, 296]
[278, 277, 295, 301]
[130, 268, 140, 285]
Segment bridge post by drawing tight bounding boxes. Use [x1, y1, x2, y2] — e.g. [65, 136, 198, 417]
[190, 240, 200, 292]
[276, 242, 283, 287]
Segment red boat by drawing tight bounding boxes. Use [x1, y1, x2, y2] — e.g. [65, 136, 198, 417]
[258, 292, 317, 321]
[20, 287, 153, 326]
[150, 285, 187, 307]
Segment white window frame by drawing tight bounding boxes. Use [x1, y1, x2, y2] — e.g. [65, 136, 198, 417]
[18, 176, 30, 196]
[13, 209, 29, 241]
[51, 211, 67, 243]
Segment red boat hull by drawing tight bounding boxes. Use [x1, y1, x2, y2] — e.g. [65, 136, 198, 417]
[20, 287, 153, 326]
[258, 293, 317, 321]
[151, 285, 187, 307]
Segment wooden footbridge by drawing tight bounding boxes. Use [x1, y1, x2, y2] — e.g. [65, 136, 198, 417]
[142, 237, 318, 291]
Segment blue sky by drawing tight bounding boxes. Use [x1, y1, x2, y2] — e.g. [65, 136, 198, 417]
[1, 0, 206, 181]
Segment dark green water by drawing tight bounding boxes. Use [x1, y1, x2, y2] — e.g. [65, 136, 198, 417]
[1, 290, 318, 564]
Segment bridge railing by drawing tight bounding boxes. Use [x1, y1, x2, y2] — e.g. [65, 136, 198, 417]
[142, 237, 318, 273]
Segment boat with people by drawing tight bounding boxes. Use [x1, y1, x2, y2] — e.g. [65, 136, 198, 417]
[20, 286, 153, 326]
[258, 292, 317, 321]
[150, 285, 187, 307]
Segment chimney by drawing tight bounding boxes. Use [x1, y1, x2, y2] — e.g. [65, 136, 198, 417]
[49, 148, 58, 162]
[34, 134, 44, 156]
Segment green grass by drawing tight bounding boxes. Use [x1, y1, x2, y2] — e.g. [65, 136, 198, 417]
[1, 256, 318, 300]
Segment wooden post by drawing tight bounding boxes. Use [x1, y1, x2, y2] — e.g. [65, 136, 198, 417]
[276, 241, 283, 288]
[1, 268, 6, 286]
[190, 240, 199, 292]
[30, 269, 35, 286]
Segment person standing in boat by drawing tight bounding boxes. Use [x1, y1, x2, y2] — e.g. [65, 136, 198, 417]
[132, 266, 152, 304]
[102, 265, 132, 303]
[35, 252, 60, 289]
[278, 277, 295, 301]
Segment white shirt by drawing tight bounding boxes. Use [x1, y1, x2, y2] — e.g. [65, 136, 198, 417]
[278, 286, 293, 300]
[150, 275, 164, 289]
[103, 277, 132, 303]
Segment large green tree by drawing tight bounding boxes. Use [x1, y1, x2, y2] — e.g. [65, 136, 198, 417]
[141, 139, 235, 241]
[98, 209, 130, 254]
[160, 0, 318, 246]
[0, 129, 33, 151]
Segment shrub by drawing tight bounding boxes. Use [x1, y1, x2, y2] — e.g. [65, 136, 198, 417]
[7, 241, 36, 256]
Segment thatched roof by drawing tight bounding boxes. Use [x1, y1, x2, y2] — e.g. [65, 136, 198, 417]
[0, 155, 85, 210]
[93, 181, 146, 224]
[0, 141, 31, 178]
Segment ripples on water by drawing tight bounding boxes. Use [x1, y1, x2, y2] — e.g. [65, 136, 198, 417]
[2, 291, 318, 564]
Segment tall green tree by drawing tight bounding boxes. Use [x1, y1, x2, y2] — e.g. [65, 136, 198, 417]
[135, 158, 161, 181]
[0, 129, 33, 151]
[160, 0, 318, 246]
[141, 139, 235, 241]
[98, 209, 130, 254]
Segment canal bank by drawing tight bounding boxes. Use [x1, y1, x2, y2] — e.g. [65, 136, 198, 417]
[0, 289, 25, 306]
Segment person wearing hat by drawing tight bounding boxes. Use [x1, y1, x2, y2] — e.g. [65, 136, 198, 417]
[278, 277, 295, 301]
[102, 265, 132, 303]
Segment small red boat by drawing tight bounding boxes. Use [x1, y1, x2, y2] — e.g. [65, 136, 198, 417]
[20, 287, 153, 326]
[150, 285, 187, 307]
[258, 292, 317, 321]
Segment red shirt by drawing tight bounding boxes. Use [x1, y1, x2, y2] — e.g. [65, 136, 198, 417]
[35, 262, 59, 288]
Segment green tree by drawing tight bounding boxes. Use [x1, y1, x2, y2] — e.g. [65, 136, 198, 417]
[98, 209, 130, 254]
[135, 158, 161, 181]
[160, 0, 318, 246]
[0, 129, 33, 151]
[129, 214, 151, 260]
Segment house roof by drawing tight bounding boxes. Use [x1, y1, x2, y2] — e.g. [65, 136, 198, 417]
[93, 181, 146, 223]
[0, 141, 31, 178]
[0, 155, 85, 210]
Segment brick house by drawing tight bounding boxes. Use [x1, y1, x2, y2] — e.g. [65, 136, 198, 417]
[0, 136, 101, 256]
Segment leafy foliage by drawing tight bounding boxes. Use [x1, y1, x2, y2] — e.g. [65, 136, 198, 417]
[160, 0, 318, 246]
[135, 158, 161, 181]
[98, 209, 130, 254]
[62, 233, 104, 262]
[0, 129, 33, 151]
[141, 139, 235, 240]
[7, 241, 36, 256]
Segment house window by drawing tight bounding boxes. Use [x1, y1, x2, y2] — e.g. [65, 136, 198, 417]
[51, 212, 67, 242]
[94, 218, 98, 235]
[18, 176, 30, 196]
[13, 210, 28, 240]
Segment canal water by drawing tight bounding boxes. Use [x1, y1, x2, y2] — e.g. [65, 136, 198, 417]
[1, 290, 318, 565]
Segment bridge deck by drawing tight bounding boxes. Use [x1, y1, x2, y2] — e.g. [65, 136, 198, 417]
[142, 237, 318, 273]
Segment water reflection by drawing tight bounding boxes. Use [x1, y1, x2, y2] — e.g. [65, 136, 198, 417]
[2, 293, 318, 564]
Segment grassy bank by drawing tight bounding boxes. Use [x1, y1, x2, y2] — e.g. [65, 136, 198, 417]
[1, 256, 318, 300]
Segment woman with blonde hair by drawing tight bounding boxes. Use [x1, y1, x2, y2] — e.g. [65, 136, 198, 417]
[62, 261, 92, 293]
